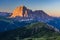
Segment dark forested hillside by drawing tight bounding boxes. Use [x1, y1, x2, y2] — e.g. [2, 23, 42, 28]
[0, 16, 32, 32]
[0, 22, 60, 40]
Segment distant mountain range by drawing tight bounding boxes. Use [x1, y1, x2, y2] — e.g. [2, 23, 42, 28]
[0, 6, 60, 40]
[0, 6, 60, 30]
[10, 6, 52, 22]
[0, 12, 11, 17]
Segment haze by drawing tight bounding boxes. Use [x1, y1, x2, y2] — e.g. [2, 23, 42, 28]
[0, 0, 60, 17]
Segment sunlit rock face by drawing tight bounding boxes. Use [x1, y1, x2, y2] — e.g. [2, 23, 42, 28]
[10, 6, 52, 22]
[11, 6, 28, 17]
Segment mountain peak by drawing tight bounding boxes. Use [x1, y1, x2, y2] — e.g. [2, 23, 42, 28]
[10, 5, 49, 20]
[11, 6, 28, 17]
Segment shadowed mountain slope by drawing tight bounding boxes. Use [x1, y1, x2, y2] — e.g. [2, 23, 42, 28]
[0, 22, 60, 40]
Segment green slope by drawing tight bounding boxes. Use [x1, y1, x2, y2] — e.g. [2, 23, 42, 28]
[23, 22, 60, 40]
[0, 22, 60, 40]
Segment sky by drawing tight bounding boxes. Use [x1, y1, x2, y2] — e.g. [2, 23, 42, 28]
[0, 0, 60, 17]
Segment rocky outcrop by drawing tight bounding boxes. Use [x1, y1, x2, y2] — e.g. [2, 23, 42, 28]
[11, 6, 28, 17]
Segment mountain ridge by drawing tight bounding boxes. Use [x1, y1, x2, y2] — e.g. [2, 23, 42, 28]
[0, 6, 60, 31]
[10, 6, 50, 18]
[10, 6, 53, 23]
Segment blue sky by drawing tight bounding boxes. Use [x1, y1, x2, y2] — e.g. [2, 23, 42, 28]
[0, 0, 60, 17]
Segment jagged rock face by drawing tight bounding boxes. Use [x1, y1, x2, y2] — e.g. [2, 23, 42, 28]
[11, 6, 28, 17]
[11, 6, 50, 18]
[11, 6, 52, 21]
